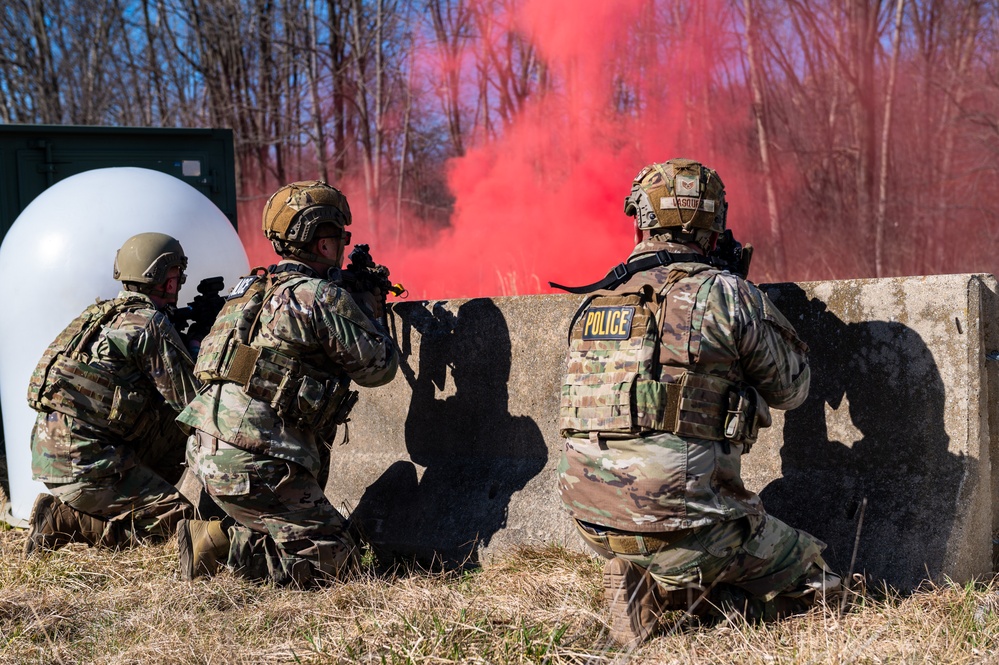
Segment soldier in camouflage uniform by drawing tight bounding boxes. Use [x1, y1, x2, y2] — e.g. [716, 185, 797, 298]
[176, 180, 398, 587]
[556, 159, 839, 645]
[25, 233, 198, 555]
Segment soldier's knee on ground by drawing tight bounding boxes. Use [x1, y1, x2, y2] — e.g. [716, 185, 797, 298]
[661, 586, 717, 618]
[709, 558, 843, 624]
[227, 526, 274, 582]
[703, 584, 801, 623]
[290, 536, 361, 587]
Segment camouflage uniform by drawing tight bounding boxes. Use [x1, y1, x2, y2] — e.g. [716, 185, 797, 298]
[29, 290, 198, 544]
[558, 237, 828, 611]
[178, 260, 398, 586]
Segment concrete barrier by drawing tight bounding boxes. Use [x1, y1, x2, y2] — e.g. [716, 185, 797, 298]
[328, 274, 997, 589]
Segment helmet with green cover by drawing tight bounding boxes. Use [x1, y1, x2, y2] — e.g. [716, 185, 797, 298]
[262, 180, 352, 265]
[113, 232, 188, 288]
[623, 158, 727, 237]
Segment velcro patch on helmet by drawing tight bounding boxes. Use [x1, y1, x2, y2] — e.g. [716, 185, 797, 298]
[580, 306, 635, 340]
[674, 174, 700, 196]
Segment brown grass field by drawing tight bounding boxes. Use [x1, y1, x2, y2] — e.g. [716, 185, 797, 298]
[0, 525, 997, 664]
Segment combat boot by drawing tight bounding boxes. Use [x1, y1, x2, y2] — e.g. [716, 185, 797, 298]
[177, 519, 230, 580]
[23, 493, 111, 556]
[603, 557, 665, 647]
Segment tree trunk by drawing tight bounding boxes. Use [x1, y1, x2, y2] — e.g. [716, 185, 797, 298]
[744, 0, 785, 275]
[875, 0, 904, 277]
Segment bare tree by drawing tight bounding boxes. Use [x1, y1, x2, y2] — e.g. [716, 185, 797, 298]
[874, 0, 904, 277]
[744, 0, 786, 275]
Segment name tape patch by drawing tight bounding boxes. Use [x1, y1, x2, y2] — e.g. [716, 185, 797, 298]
[581, 306, 635, 340]
[660, 196, 715, 213]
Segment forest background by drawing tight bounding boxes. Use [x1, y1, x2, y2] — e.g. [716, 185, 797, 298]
[2, 0, 996, 299]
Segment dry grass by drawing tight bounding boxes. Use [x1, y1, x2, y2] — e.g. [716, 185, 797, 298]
[0, 526, 997, 664]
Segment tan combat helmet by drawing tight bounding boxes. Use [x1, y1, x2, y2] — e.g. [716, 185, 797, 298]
[262, 180, 351, 266]
[113, 232, 188, 288]
[624, 158, 727, 235]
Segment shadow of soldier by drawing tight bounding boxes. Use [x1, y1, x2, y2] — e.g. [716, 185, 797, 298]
[351, 299, 548, 570]
[758, 284, 964, 591]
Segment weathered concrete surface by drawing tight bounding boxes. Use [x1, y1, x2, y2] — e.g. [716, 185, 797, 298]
[751, 276, 998, 590]
[328, 274, 998, 589]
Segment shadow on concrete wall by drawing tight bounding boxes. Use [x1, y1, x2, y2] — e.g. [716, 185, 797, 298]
[352, 299, 548, 569]
[759, 285, 964, 590]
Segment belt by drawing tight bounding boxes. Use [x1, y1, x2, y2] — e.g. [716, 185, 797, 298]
[576, 520, 692, 555]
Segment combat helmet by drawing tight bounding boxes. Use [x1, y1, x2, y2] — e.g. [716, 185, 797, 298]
[623, 159, 727, 234]
[113, 232, 188, 288]
[262, 180, 351, 265]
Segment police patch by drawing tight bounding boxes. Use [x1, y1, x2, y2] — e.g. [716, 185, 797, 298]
[581, 306, 635, 340]
[227, 275, 261, 299]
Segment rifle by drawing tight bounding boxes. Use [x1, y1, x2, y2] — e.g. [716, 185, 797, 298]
[332, 244, 405, 324]
[550, 229, 755, 294]
[170, 276, 226, 354]
[711, 229, 753, 279]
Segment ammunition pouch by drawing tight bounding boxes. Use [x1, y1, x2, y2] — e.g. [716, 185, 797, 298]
[213, 340, 357, 441]
[723, 385, 772, 453]
[193, 270, 358, 442]
[28, 295, 155, 439]
[561, 370, 734, 440]
[33, 353, 152, 440]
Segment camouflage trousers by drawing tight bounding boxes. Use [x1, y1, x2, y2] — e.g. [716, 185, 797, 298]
[576, 513, 830, 611]
[187, 431, 359, 587]
[45, 463, 192, 546]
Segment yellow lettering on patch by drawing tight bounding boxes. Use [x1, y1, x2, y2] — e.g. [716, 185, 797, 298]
[581, 306, 636, 341]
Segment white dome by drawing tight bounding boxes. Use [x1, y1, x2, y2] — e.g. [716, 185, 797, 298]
[0, 167, 249, 522]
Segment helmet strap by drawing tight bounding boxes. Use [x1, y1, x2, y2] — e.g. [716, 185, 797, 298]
[703, 231, 720, 253]
[122, 281, 171, 302]
[281, 241, 342, 268]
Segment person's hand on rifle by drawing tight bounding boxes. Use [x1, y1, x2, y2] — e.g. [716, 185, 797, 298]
[352, 285, 385, 321]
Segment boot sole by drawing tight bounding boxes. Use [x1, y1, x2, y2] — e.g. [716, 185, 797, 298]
[23, 493, 59, 558]
[603, 557, 658, 647]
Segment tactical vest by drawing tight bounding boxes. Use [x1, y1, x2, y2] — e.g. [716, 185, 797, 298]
[27, 296, 155, 439]
[559, 264, 736, 440]
[194, 269, 358, 439]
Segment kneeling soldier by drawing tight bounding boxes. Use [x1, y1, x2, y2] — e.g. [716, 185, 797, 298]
[176, 181, 398, 587]
[25, 233, 198, 555]
[556, 160, 839, 645]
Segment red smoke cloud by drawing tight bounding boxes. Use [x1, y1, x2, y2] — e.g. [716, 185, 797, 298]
[237, 1, 999, 296]
[373, 0, 758, 299]
[239, 0, 765, 300]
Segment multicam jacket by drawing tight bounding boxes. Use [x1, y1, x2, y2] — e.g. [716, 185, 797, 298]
[177, 260, 398, 476]
[30, 290, 199, 482]
[558, 238, 810, 532]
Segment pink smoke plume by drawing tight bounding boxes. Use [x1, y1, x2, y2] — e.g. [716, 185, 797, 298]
[241, 0, 765, 300]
